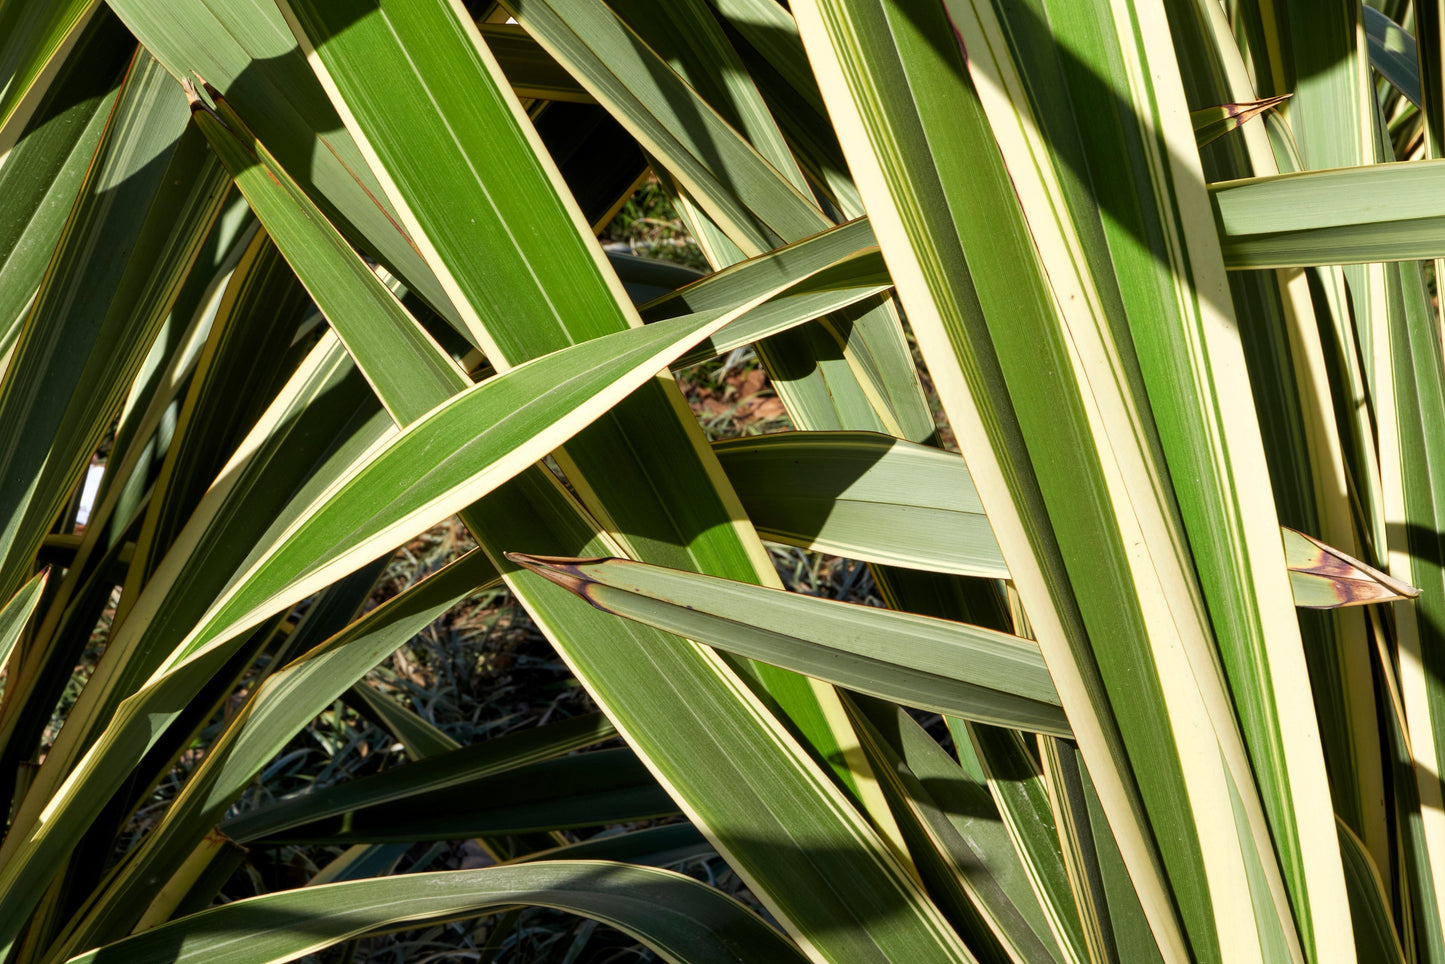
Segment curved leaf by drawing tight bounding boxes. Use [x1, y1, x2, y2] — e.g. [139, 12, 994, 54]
[713, 431, 1006, 578]
[64, 862, 808, 964]
[173, 305, 757, 667]
[230, 748, 677, 845]
[223, 712, 617, 843]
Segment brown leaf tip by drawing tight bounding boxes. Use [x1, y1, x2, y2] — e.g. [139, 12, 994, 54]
[505, 552, 606, 598]
[1284, 526, 1421, 605]
[181, 77, 206, 113]
[194, 73, 222, 102]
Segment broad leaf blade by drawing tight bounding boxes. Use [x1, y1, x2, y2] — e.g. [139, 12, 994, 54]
[232, 749, 675, 845]
[1211, 161, 1445, 268]
[103, 0, 465, 332]
[510, 552, 1067, 735]
[715, 431, 1006, 578]
[1363, 6, 1421, 107]
[175, 308, 764, 666]
[0, 0, 98, 137]
[64, 863, 809, 964]
[0, 51, 230, 601]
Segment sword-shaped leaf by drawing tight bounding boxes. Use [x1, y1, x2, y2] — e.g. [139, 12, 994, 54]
[671, 283, 892, 369]
[0, 306, 763, 953]
[53, 548, 501, 950]
[509, 552, 1068, 735]
[514, 824, 712, 868]
[231, 748, 676, 845]
[201, 94, 893, 399]
[858, 700, 1080, 964]
[189, 88, 466, 427]
[793, 0, 1340, 956]
[103, 0, 465, 331]
[640, 217, 883, 319]
[500, 0, 934, 441]
[0, 0, 97, 137]
[0, 52, 230, 601]
[1212, 160, 1445, 268]
[1376, 223, 1445, 955]
[343, 678, 461, 759]
[226, 5, 977, 955]
[222, 713, 616, 844]
[63, 863, 809, 964]
[482, 22, 593, 102]
[0, 568, 47, 677]
[257, 4, 935, 875]
[172, 308, 769, 668]
[490, 0, 825, 253]
[719, 431, 1388, 611]
[714, 431, 1006, 578]
[0, 11, 129, 357]
[641, 217, 893, 365]
[1364, 6, 1421, 108]
[1336, 818, 1409, 964]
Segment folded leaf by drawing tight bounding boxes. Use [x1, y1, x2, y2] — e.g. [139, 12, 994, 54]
[509, 552, 1068, 735]
[1190, 94, 1290, 147]
[713, 431, 1006, 577]
[718, 431, 1411, 610]
[1282, 527, 1420, 609]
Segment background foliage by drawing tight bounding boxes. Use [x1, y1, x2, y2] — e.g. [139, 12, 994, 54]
[0, 0, 1441, 962]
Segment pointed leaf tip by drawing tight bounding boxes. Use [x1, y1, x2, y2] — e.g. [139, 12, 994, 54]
[1282, 527, 1420, 609]
[505, 552, 606, 598]
[1191, 93, 1292, 146]
[504, 554, 1066, 730]
[181, 77, 206, 113]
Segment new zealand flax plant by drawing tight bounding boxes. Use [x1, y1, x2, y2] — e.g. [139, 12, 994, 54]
[0, 0, 1440, 961]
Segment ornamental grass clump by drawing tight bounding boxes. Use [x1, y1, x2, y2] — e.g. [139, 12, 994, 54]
[0, 0, 1440, 962]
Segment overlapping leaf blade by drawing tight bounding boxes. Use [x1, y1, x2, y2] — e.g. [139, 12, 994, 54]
[510, 552, 1066, 733]
[225, 3, 979, 959]
[64, 863, 809, 964]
